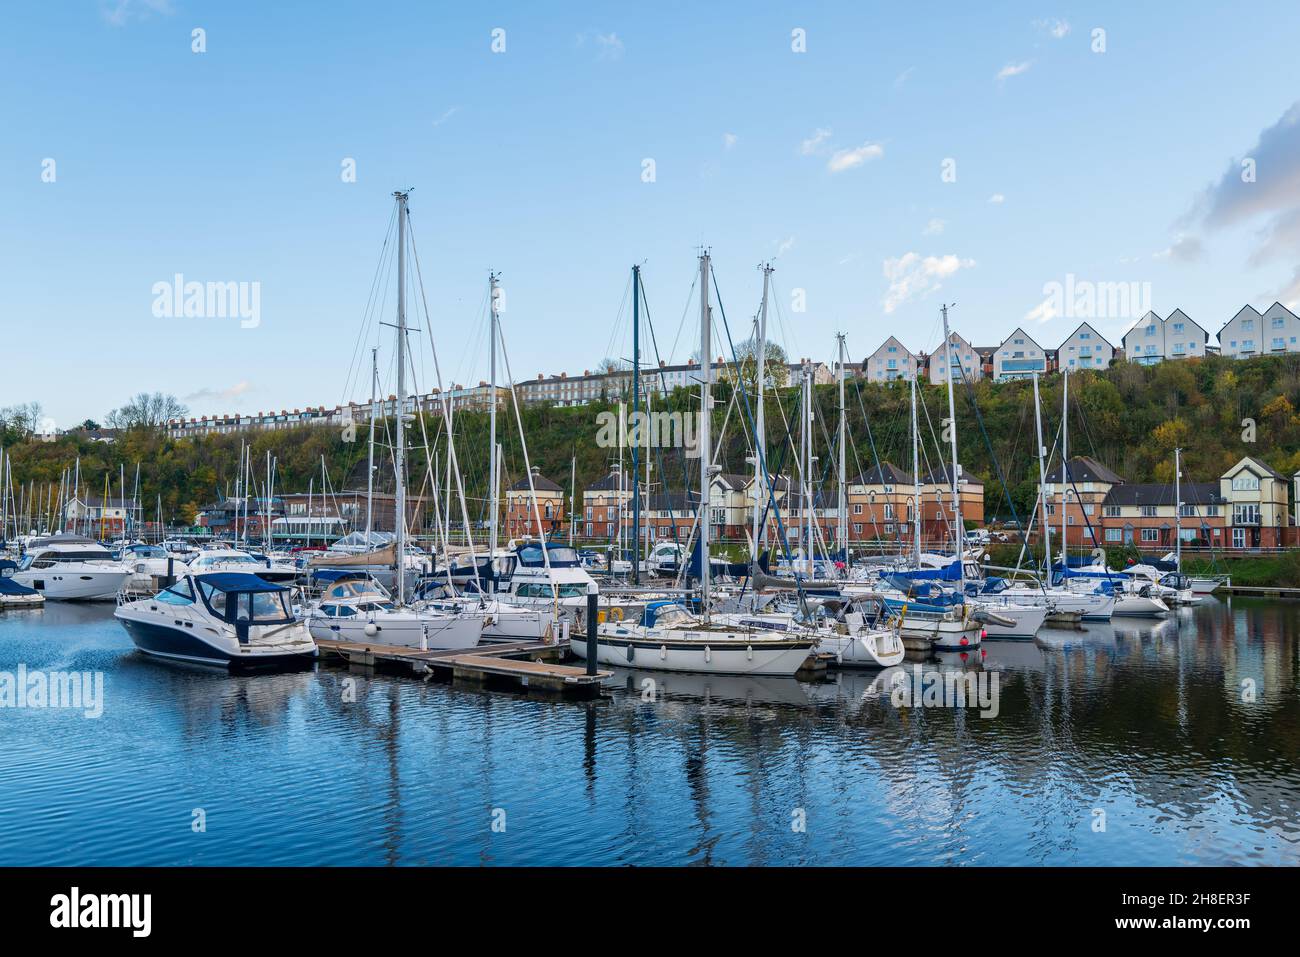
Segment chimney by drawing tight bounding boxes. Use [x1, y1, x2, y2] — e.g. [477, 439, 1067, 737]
[659, 359, 666, 368]
[537, 373, 543, 380]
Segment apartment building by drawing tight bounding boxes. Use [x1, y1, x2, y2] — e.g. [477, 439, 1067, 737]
[861, 336, 919, 382]
[504, 468, 565, 538]
[924, 332, 981, 384]
[1121, 309, 1210, 365]
[992, 328, 1048, 381]
[1218, 302, 1300, 358]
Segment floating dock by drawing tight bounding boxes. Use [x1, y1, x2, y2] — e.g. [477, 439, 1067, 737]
[312, 638, 612, 698]
[1220, 584, 1300, 598]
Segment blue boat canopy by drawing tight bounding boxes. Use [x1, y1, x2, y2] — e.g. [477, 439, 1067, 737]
[193, 572, 287, 593]
[0, 577, 38, 596]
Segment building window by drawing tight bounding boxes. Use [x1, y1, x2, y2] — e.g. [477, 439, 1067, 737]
[1232, 528, 1245, 549]
[1141, 528, 1159, 542]
[1231, 474, 1260, 491]
[1233, 504, 1260, 525]
[1103, 505, 1120, 517]
[1140, 505, 1157, 517]
[1105, 528, 1122, 542]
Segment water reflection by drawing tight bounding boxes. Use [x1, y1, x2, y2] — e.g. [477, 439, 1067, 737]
[0, 595, 1297, 865]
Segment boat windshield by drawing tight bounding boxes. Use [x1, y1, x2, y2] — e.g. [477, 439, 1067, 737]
[197, 580, 293, 623]
[652, 606, 696, 628]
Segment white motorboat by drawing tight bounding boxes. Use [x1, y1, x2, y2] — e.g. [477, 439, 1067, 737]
[188, 547, 299, 584]
[308, 577, 483, 649]
[114, 571, 317, 668]
[115, 542, 189, 593]
[11, 535, 131, 601]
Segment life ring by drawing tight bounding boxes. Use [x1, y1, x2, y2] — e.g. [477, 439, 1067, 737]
[610, 607, 624, 622]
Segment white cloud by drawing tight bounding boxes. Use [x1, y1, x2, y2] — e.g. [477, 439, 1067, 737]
[923, 218, 946, 236]
[894, 67, 915, 89]
[576, 31, 624, 60]
[988, 193, 1005, 204]
[827, 142, 884, 173]
[183, 381, 252, 406]
[723, 132, 738, 150]
[432, 106, 460, 127]
[1034, 19, 1071, 39]
[801, 127, 832, 156]
[1025, 297, 1060, 324]
[882, 253, 975, 313]
[996, 61, 1033, 81]
[776, 236, 795, 258]
[100, 0, 172, 26]
[1153, 234, 1204, 262]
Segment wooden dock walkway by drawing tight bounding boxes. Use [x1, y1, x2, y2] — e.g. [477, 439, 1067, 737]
[312, 638, 612, 697]
[1220, 584, 1300, 598]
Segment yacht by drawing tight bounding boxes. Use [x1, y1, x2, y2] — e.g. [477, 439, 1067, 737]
[308, 576, 483, 649]
[114, 572, 317, 668]
[0, 561, 44, 609]
[11, 535, 131, 601]
[188, 547, 299, 584]
[571, 600, 817, 675]
[115, 542, 189, 593]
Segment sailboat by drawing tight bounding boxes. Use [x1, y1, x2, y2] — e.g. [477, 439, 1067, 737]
[307, 191, 482, 651]
[571, 252, 816, 676]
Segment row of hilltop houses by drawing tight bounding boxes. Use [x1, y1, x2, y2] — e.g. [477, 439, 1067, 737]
[162, 302, 1298, 439]
[859, 302, 1300, 383]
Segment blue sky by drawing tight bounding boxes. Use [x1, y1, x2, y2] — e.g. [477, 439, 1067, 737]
[5, 1, 1300, 428]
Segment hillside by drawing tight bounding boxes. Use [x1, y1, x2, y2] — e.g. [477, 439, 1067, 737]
[4, 352, 1300, 527]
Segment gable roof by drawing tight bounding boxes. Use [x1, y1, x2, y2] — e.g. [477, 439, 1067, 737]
[1218, 303, 1264, 336]
[1044, 455, 1125, 485]
[998, 327, 1043, 350]
[1165, 307, 1208, 341]
[1121, 310, 1162, 346]
[1059, 321, 1114, 351]
[1225, 455, 1284, 481]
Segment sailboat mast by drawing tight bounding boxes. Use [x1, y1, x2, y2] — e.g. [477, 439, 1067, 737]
[488, 271, 500, 560]
[1060, 368, 1069, 568]
[394, 189, 409, 606]
[1175, 446, 1182, 571]
[631, 263, 641, 585]
[366, 347, 377, 545]
[1032, 372, 1052, 573]
[803, 360, 814, 578]
[569, 455, 576, 547]
[940, 303, 964, 594]
[752, 264, 772, 562]
[698, 250, 712, 623]
[837, 333, 847, 560]
[911, 374, 921, 567]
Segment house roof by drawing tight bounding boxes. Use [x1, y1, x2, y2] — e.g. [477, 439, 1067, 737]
[1102, 482, 1224, 508]
[1044, 455, 1125, 485]
[508, 473, 563, 493]
[585, 472, 626, 492]
[921, 466, 985, 487]
[1059, 321, 1114, 350]
[1227, 455, 1284, 481]
[852, 462, 914, 486]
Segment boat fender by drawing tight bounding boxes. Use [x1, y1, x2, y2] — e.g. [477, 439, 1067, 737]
[597, 610, 607, 624]
[746, 645, 753, 661]
[364, 622, 378, 637]
[659, 644, 666, 660]
[704, 646, 711, 664]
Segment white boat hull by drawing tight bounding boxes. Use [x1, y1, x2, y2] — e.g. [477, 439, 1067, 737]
[13, 566, 130, 601]
[1112, 594, 1170, 617]
[572, 627, 814, 676]
[309, 611, 482, 649]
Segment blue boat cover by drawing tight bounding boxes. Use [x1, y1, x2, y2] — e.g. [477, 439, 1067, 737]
[0, 577, 38, 596]
[193, 572, 286, 593]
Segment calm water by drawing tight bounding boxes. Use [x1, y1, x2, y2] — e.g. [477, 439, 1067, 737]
[0, 598, 1297, 866]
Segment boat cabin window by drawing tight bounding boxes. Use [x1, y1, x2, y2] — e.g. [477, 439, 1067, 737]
[230, 590, 292, 623]
[197, 581, 229, 616]
[652, 606, 695, 628]
[318, 604, 357, 618]
[157, 579, 196, 605]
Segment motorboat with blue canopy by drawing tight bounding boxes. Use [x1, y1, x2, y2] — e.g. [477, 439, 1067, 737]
[114, 571, 317, 668]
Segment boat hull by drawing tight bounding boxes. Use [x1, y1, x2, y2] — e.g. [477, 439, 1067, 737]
[117, 615, 316, 669]
[309, 612, 482, 649]
[13, 567, 130, 601]
[571, 631, 814, 676]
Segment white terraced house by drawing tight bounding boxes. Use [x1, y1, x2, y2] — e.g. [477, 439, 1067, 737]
[992, 327, 1047, 381]
[863, 335, 918, 382]
[1218, 302, 1300, 358]
[926, 331, 980, 384]
[1121, 308, 1209, 365]
[1057, 321, 1114, 372]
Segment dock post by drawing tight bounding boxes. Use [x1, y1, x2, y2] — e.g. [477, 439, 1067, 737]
[585, 583, 598, 676]
[163, 557, 175, 589]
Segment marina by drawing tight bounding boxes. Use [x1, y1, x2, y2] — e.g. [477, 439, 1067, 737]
[1, 594, 1297, 866]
